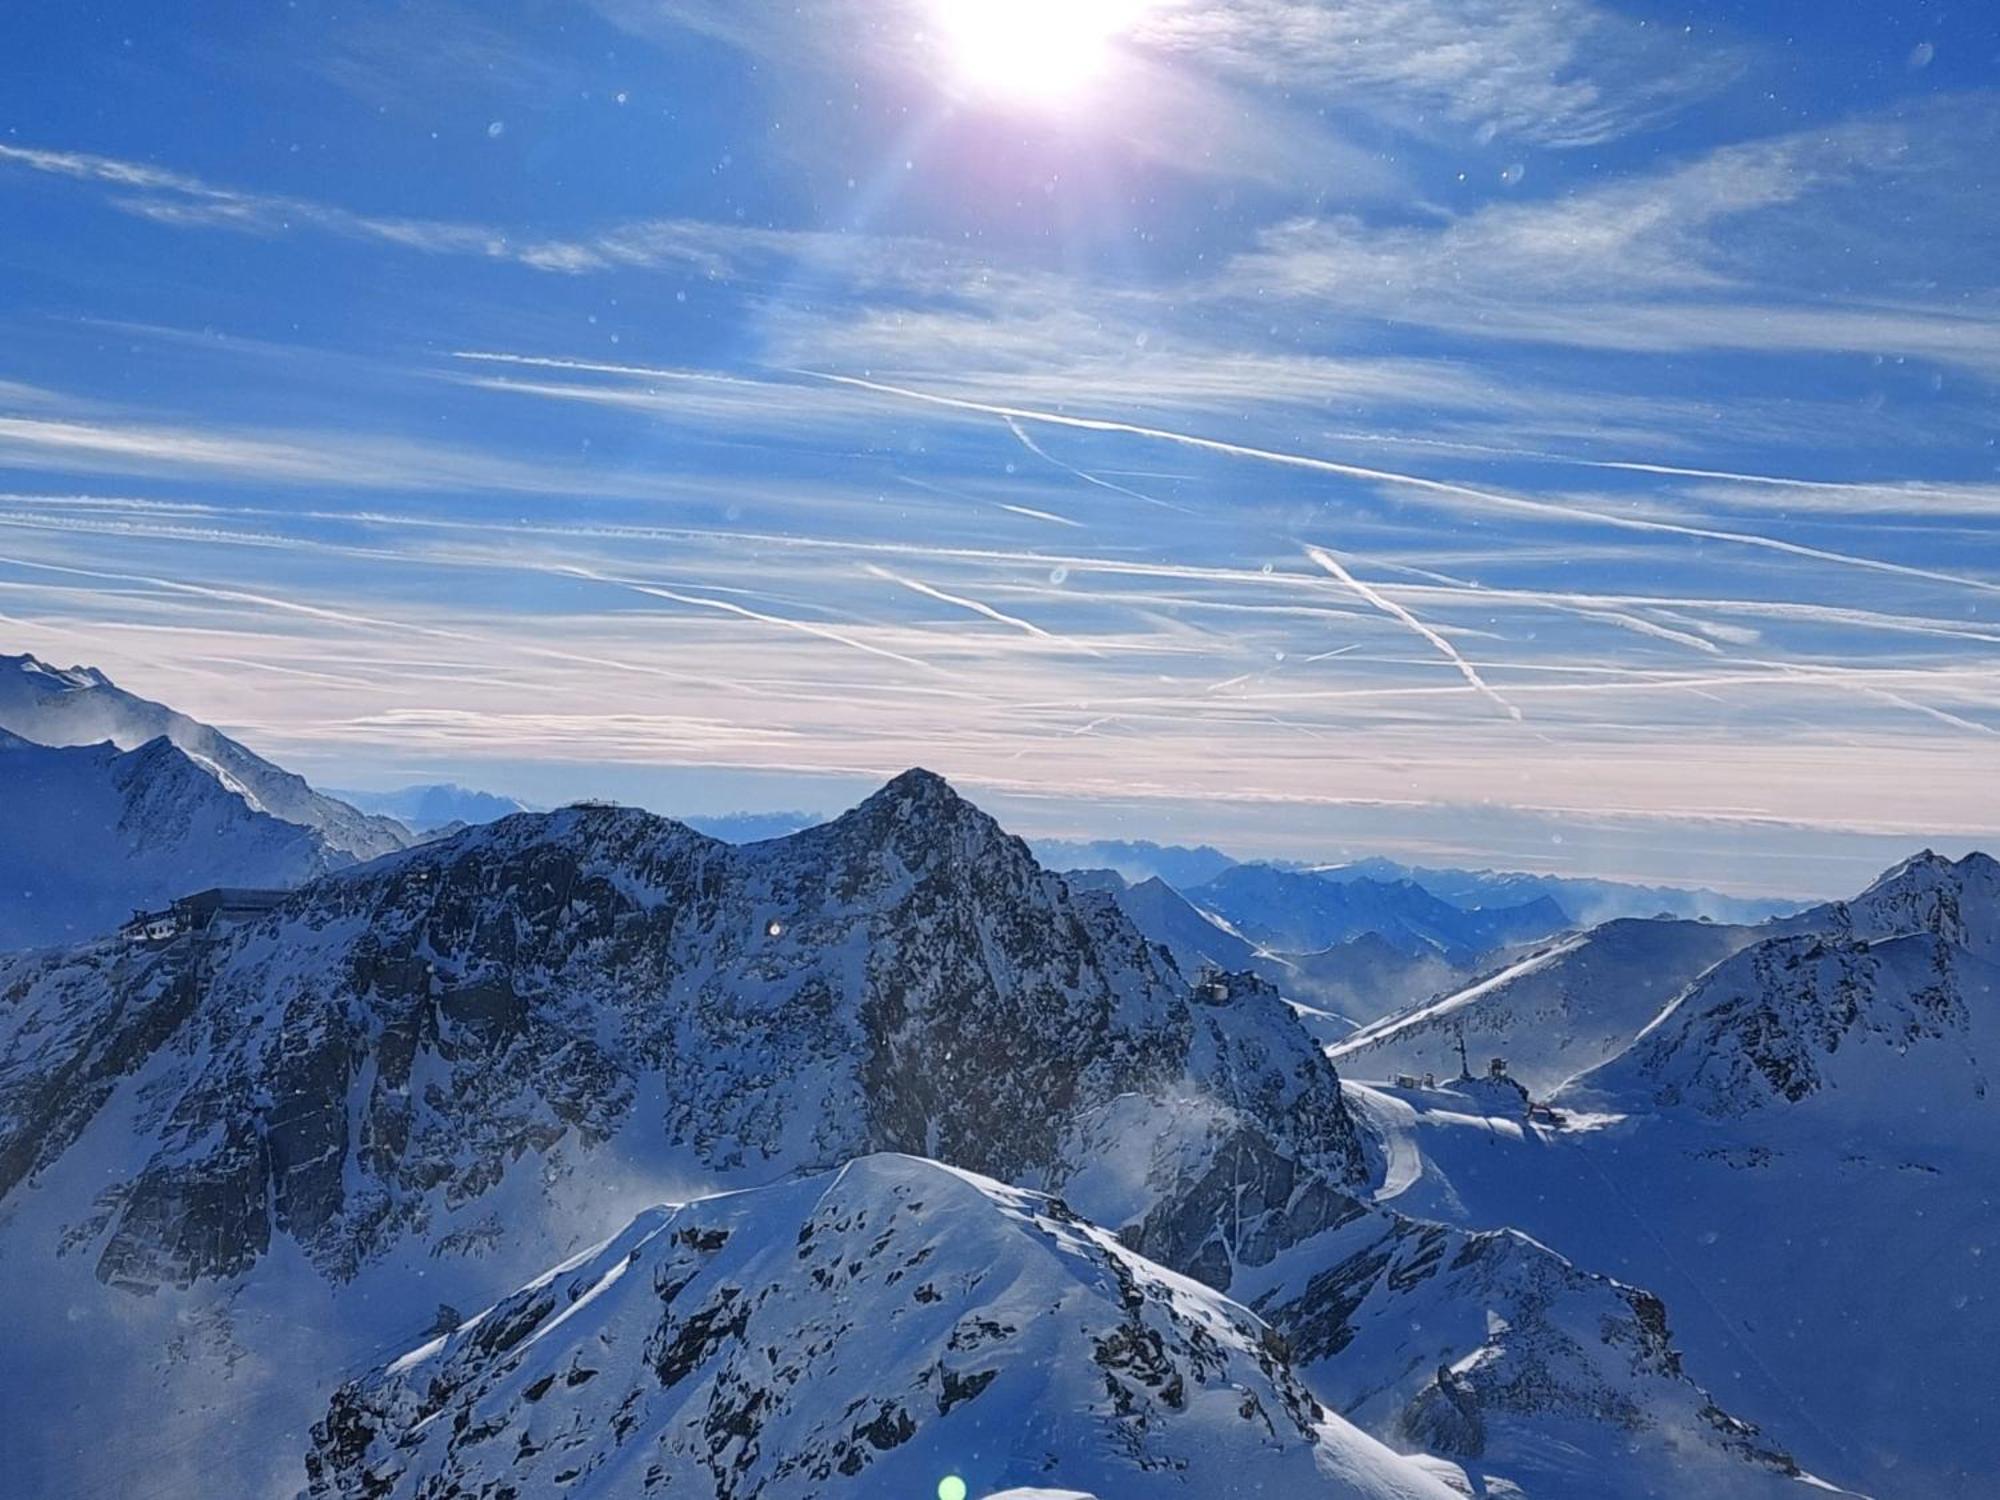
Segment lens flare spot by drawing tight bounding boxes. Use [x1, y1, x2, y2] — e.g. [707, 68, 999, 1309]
[937, 1478, 969, 1500]
[930, 0, 1149, 107]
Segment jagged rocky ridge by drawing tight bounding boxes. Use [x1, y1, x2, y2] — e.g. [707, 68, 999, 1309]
[1242, 1195, 1821, 1497]
[305, 1155, 1466, 1500]
[1330, 849, 2000, 1097]
[1582, 851, 2000, 1126]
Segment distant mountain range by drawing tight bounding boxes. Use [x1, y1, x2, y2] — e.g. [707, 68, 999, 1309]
[1187, 863, 1570, 962]
[1315, 855, 1804, 926]
[679, 808, 823, 842]
[1039, 835, 1798, 929]
[1033, 836, 1238, 890]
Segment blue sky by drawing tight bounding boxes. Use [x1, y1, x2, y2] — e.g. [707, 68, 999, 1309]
[1, 0, 1996, 894]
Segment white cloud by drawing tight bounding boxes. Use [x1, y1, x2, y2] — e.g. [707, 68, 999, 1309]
[1133, 0, 1742, 146]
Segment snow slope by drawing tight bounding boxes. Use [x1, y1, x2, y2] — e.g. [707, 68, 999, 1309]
[305, 1155, 1466, 1500]
[0, 728, 340, 948]
[0, 652, 411, 860]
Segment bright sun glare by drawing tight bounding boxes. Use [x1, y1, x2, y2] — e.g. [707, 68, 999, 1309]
[932, 0, 1148, 106]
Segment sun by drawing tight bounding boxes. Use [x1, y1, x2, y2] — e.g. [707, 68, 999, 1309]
[930, 0, 1149, 107]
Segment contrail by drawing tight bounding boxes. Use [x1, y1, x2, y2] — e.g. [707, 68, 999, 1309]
[864, 563, 1057, 640]
[1306, 545, 1524, 722]
[1004, 417, 1191, 514]
[1371, 559, 2000, 735]
[607, 577, 941, 674]
[807, 370, 2000, 599]
[995, 501, 1083, 528]
[450, 349, 776, 392]
[1372, 559, 1724, 655]
[0, 552, 482, 642]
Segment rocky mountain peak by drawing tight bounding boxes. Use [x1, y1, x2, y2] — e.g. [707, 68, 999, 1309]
[829, 766, 995, 839]
[1, 768, 1367, 1296]
[1826, 847, 1999, 962]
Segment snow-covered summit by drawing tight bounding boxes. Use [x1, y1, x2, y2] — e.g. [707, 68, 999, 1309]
[1812, 847, 2000, 961]
[306, 1154, 1465, 1500]
[1578, 925, 1998, 1130]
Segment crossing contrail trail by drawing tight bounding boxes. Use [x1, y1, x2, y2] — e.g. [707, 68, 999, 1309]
[864, 563, 1060, 641]
[1003, 417, 1191, 514]
[570, 570, 943, 675]
[1306, 545, 1524, 722]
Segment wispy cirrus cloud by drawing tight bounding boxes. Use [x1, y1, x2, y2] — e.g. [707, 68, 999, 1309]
[1214, 100, 2000, 375]
[0, 141, 943, 281]
[1132, 0, 1743, 147]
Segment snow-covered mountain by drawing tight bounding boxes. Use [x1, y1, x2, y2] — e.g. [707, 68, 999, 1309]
[1317, 856, 1802, 927]
[1237, 1115, 1838, 1500]
[305, 1155, 1466, 1500]
[1328, 917, 1762, 1095]
[1587, 851, 2000, 1129]
[0, 771, 1365, 1293]
[330, 781, 532, 830]
[0, 652, 411, 860]
[0, 728, 340, 948]
[1329, 848, 2000, 1099]
[1188, 864, 1569, 963]
[1349, 850, 2000, 1497]
[0, 767, 1844, 1499]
